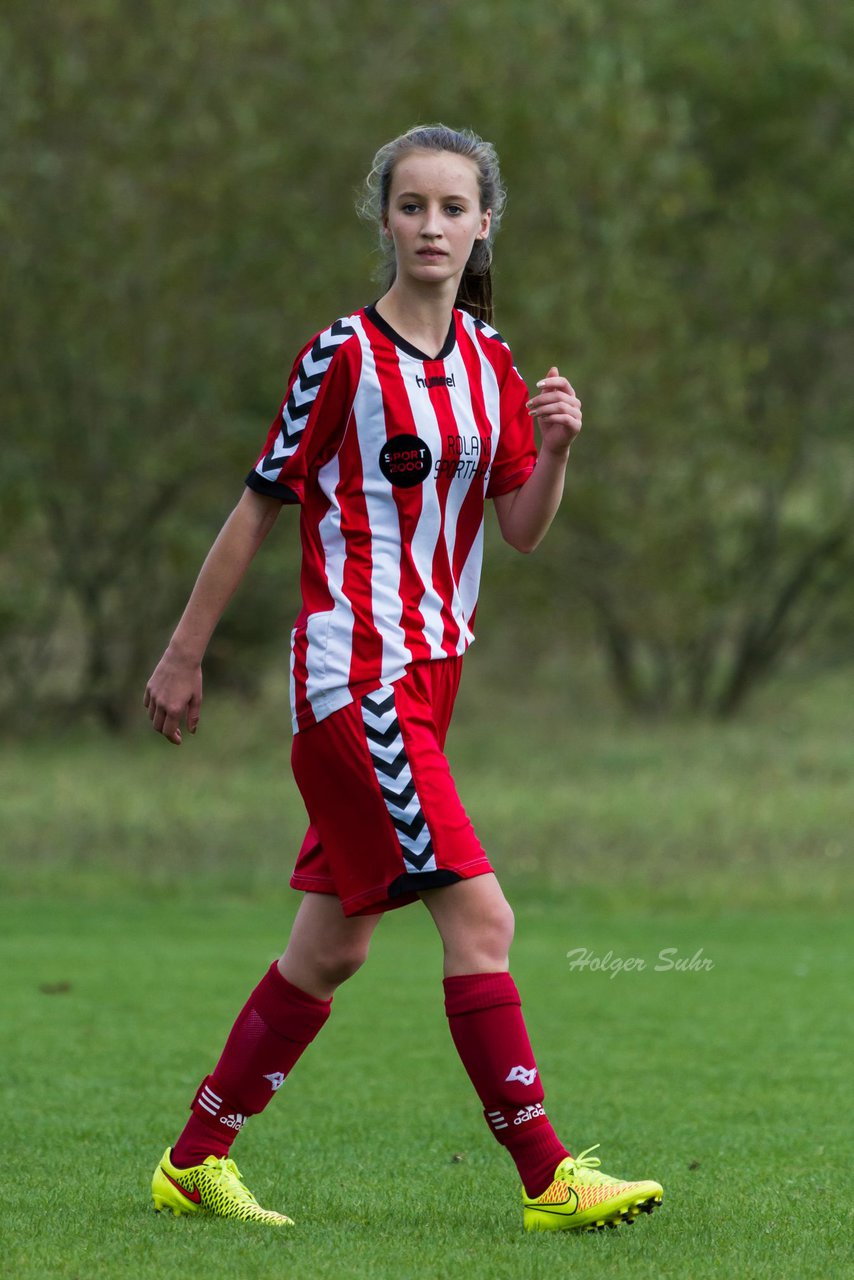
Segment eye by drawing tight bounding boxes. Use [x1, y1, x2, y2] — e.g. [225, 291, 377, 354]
[445, 204, 464, 216]
[400, 203, 421, 214]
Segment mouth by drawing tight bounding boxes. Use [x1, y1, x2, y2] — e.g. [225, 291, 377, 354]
[417, 248, 448, 259]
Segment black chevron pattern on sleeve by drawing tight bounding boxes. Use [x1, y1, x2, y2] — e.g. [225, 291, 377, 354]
[259, 318, 356, 476]
[471, 316, 522, 378]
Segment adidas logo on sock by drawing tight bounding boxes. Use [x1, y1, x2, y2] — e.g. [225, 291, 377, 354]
[513, 1103, 545, 1126]
[219, 1112, 248, 1130]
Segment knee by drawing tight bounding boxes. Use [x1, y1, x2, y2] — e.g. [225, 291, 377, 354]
[450, 895, 515, 971]
[311, 938, 371, 990]
[483, 897, 515, 958]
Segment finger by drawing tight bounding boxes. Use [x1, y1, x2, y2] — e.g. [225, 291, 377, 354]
[533, 394, 581, 411]
[534, 409, 582, 429]
[143, 687, 151, 708]
[536, 366, 571, 386]
[528, 387, 571, 404]
[534, 408, 582, 426]
[530, 391, 579, 409]
[162, 711, 184, 745]
[152, 705, 183, 738]
[188, 693, 202, 735]
[529, 397, 580, 417]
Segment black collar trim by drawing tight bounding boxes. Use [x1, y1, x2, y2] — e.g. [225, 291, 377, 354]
[364, 303, 457, 362]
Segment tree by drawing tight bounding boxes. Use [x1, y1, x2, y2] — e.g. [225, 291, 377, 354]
[2, 0, 852, 727]
[487, 0, 854, 713]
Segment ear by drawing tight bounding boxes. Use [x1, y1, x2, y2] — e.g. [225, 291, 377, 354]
[381, 215, 392, 239]
[477, 208, 493, 240]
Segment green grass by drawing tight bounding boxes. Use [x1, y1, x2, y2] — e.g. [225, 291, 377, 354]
[2, 662, 853, 1277]
[3, 895, 852, 1279]
[2, 659, 852, 910]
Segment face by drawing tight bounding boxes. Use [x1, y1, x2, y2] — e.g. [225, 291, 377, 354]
[383, 150, 492, 287]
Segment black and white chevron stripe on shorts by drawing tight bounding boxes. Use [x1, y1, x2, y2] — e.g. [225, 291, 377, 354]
[261, 318, 355, 475]
[361, 685, 438, 874]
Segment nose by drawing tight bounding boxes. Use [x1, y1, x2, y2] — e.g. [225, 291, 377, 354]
[421, 203, 443, 239]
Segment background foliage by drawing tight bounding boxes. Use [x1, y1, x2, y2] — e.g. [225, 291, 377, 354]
[3, 11, 851, 1273]
[2, 0, 853, 727]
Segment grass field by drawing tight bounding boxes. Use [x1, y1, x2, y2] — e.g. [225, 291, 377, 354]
[2, 662, 853, 1278]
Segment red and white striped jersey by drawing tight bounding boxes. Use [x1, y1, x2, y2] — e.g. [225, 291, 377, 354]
[247, 304, 536, 732]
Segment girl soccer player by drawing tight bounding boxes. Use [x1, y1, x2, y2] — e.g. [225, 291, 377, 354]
[144, 124, 663, 1233]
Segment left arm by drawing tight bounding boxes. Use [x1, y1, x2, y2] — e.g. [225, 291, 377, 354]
[493, 367, 582, 553]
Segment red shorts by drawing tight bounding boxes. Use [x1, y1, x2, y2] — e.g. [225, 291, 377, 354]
[290, 657, 493, 917]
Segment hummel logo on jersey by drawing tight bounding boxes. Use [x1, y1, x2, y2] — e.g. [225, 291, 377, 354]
[416, 372, 455, 389]
[506, 1065, 538, 1086]
[219, 1112, 248, 1130]
[513, 1103, 546, 1126]
[264, 1072, 286, 1092]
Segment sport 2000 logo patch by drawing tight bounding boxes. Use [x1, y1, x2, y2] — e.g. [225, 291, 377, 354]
[378, 434, 433, 488]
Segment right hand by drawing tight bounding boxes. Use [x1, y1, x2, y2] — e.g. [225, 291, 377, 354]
[144, 647, 203, 745]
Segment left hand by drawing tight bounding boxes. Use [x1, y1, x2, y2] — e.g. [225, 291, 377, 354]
[527, 367, 582, 457]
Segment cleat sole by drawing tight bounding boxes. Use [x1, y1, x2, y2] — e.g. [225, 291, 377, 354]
[573, 1196, 663, 1233]
[153, 1199, 185, 1217]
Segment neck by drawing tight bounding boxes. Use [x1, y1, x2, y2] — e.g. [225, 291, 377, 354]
[375, 277, 458, 359]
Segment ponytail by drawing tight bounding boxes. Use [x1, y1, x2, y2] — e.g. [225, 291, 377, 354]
[454, 238, 495, 326]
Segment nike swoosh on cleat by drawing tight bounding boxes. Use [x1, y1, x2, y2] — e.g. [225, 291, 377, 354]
[533, 1188, 579, 1211]
[162, 1170, 202, 1204]
[531, 1203, 580, 1216]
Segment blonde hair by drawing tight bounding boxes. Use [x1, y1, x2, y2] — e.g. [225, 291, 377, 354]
[358, 124, 507, 325]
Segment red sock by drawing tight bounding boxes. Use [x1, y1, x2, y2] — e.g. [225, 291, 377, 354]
[443, 971, 570, 1198]
[171, 963, 331, 1168]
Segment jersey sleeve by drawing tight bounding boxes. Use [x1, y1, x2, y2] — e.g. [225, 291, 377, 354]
[486, 355, 537, 498]
[246, 318, 358, 504]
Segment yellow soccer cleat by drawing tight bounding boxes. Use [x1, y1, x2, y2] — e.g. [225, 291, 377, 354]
[151, 1147, 294, 1227]
[522, 1145, 663, 1232]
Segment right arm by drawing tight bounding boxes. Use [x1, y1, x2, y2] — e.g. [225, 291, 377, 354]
[144, 488, 283, 744]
